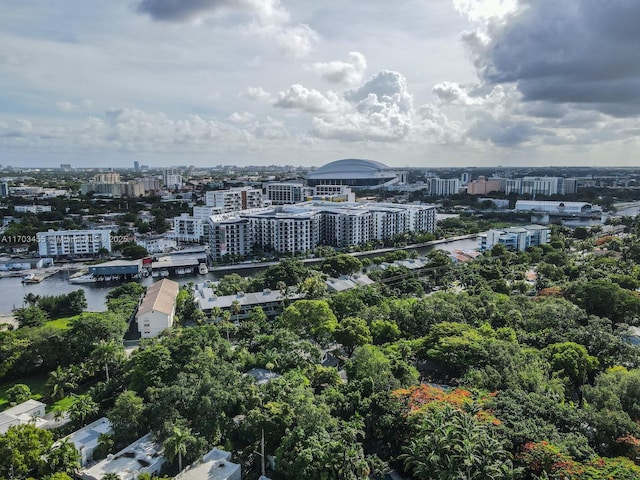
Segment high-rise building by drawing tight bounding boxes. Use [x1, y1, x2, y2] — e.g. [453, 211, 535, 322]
[134, 161, 140, 172]
[428, 178, 460, 197]
[0, 183, 8, 198]
[163, 169, 183, 189]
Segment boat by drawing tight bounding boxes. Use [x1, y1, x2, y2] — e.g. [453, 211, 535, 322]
[160, 270, 169, 277]
[176, 268, 186, 275]
[22, 273, 42, 284]
[198, 263, 208, 275]
[21, 273, 35, 283]
[69, 273, 97, 284]
[151, 270, 160, 278]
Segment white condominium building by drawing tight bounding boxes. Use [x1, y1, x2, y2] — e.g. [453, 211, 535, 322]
[15, 205, 52, 214]
[263, 183, 311, 204]
[205, 187, 265, 212]
[173, 214, 204, 243]
[37, 229, 111, 257]
[206, 201, 436, 261]
[428, 178, 461, 197]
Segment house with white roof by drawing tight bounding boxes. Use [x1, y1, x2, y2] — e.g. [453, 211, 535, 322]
[0, 399, 47, 434]
[81, 433, 164, 480]
[59, 417, 113, 467]
[175, 448, 241, 480]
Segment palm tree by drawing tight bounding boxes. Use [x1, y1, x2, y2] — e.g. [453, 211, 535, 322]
[67, 394, 99, 425]
[23, 293, 40, 307]
[46, 366, 77, 401]
[45, 439, 80, 476]
[90, 339, 124, 382]
[163, 426, 196, 473]
[231, 299, 241, 326]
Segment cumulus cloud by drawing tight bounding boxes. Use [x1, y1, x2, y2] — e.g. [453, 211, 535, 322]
[56, 99, 93, 112]
[241, 86, 273, 102]
[137, 0, 317, 58]
[0, 119, 32, 138]
[136, 0, 287, 23]
[274, 85, 347, 113]
[471, 0, 640, 117]
[453, 0, 518, 21]
[227, 111, 255, 123]
[433, 81, 482, 106]
[309, 52, 367, 85]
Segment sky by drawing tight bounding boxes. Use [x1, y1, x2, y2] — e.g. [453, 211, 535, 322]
[2, 0, 640, 169]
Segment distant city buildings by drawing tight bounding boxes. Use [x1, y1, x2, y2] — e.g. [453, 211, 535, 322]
[466, 176, 578, 197]
[15, 205, 52, 214]
[163, 169, 183, 189]
[428, 177, 460, 197]
[0, 183, 7, 197]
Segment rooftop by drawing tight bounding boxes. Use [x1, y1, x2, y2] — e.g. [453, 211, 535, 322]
[175, 448, 240, 480]
[137, 279, 179, 316]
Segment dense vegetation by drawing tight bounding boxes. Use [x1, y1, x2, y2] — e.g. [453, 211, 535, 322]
[5, 222, 640, 478]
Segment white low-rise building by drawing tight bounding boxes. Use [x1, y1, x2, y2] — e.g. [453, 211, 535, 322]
[175, 448, 241, 480]
[81, 433, 165, 480]
[478, 225, 551, 252]
[59, 417, 113, 467]
[136, 279, 179, 338]
[0, 399, 47, 434]
[15, 205, 52, 214]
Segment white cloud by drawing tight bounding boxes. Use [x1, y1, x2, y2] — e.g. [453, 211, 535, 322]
[228, 111, 255, 123]
[274, 85, 347, 114]
[309, 52, 367, 85]
[242, 87, 273, 103]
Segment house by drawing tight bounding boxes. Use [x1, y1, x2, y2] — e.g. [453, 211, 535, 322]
[0, 399, 47, 434]
[81, 433, 164, 480]
[175, 448, 241, 480]
[136, 279, 180, 338]
[58, 417, 113, 467]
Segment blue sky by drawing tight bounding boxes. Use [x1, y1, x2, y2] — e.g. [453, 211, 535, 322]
[2, 0, 640, 168]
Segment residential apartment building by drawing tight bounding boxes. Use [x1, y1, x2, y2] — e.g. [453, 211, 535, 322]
[0, 183, 8, 197]
[478, 225, 551, 252]
[163, 169, 183, 188]
[93, 173, 121, 183]
[207, 201, 436, 261]
[506, 177, 578, 196]
[428, 178, 460, 197]
[173, 214, 204, 243]
[263, 182, 312, 204]
[37, 229, 111, 257]
[136, 278, 179, 338]
[15, 205, 52, 214]
[466, 176, 505, 195]
[205, 187, 265, 212]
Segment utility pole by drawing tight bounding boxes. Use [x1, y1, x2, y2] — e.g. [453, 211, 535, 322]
[261, 428, 266, 477]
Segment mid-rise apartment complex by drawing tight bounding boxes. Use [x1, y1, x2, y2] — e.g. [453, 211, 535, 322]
[478, 225, 551, 252]
[37, 229, 111, 257]
[207, 202, 436, 261]
[428, 178, 460, 197]
[15, 205, 52, 214]
[205, 187, 265, 212]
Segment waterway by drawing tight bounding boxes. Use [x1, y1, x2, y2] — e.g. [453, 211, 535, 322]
[0, 236, 480, 315]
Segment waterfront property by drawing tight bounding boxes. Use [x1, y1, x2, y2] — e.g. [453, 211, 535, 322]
[478, 225, 551, 252]
[136, 278, 179, 338]
[37, 229, 112, 257]
[88, 259, 143, 281]
[206, 201, 436, 262]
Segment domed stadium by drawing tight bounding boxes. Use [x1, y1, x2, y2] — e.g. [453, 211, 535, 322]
[307, 159, 405, 188]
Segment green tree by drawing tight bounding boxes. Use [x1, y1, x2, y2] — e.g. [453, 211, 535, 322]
[15, 305, 48, 328]
[67, 394, 99, 425]
[282, 300, 338, 345]
[43, 439, 80, 477]
[46, 366, 77, 401]
[401, 406, 516, 480]
[334, 316, 372, 356]
[321, 254, 363, 277]
[163, 426, 196, 472]
[544, 341, 598, 406]
[6, 384, 31, 404]
[90, 339, 125, 382]
[109, 390, 145, 445]
[0, 424, 53, 479]
[370, 319, 401, 344]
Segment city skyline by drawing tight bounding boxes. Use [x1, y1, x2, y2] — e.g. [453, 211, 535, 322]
[3, 1, 640, 168]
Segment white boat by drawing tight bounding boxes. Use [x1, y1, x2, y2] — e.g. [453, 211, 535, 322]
[198, 263, 208, 275]
[151, 270, 160, 278]
[21, 273, 35, 283]
[176, 268, 186, 275]
[160, 270, 169, 277]
[69, 273, 97, 284]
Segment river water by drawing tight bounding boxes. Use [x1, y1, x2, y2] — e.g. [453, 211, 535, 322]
[0, 236, 480, 314]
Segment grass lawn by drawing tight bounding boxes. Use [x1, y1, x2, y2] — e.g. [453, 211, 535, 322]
[0, 374, 87, 413]
[0, 374, 48, 411]
[44, 316, 76, 329]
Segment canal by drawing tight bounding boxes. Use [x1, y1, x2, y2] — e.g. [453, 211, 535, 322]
[0, 235, 480, 314]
